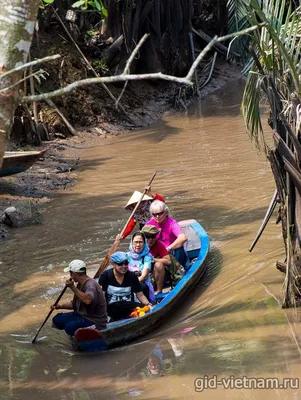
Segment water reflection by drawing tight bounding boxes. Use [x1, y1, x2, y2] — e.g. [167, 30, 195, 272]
[2, 79, 301, 399]
[2, 306, 301, 400]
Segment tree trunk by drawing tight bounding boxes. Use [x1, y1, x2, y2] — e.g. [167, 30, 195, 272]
[0, 0, 40, 166]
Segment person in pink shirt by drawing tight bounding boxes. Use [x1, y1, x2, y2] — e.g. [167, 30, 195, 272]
[145, 200, 189, 268]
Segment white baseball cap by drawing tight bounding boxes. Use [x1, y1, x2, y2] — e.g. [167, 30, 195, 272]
[64, 259, 86, 273]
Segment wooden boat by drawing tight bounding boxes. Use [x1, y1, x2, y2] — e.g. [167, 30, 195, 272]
[74, 219, 210, 352]
[0, 149, 48, 177]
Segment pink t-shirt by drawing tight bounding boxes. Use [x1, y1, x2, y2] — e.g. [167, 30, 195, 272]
[146, 217, 183, 247]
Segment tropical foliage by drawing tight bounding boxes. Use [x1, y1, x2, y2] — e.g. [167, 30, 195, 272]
[227, 0, 250, 61]
[241, 0, 301, 306]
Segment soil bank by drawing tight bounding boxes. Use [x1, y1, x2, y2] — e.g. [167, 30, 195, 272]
[0, 61, 242, 240]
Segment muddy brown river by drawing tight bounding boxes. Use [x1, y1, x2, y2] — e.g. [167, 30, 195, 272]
[1, 80, 301, 399]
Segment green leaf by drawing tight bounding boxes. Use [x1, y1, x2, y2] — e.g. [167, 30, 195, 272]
[101, 2, 108, 17]
[94, 0, 102, 11]
[72, 0, 85, 8]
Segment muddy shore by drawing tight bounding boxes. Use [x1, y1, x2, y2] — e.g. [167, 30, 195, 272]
[0, 61, 242, 240]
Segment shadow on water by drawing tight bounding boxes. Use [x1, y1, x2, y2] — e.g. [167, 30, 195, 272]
[0, 185, 270, 325]
[133, 119, 182, 143]
[0, 79, 293, 400]
[0, 247, 224, 399]
[190, 79, 246, 118]
[79, 156, 112, 171]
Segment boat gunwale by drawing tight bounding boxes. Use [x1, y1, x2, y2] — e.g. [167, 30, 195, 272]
[100, 220, 210, 342]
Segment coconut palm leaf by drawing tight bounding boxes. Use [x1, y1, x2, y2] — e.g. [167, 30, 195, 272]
[227, 0, 252, 61]
[242, 0, 301, 152]
[227, 0, 249, 32]
[241, 69, 266, 150]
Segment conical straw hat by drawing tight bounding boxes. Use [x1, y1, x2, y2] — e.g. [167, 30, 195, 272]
[125, 191, 153, 209]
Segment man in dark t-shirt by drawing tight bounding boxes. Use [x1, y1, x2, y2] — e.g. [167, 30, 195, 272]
[51, 260, 107, 336]
[99, 251, 151, 320]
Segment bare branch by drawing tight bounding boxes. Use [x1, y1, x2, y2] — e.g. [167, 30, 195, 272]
[22, 73, 190, 102]
[115, 81, 128, 108]
[123, 34, 149, 75]
[22, 24, 264, 103]
[0, 71, 41, 93]
[186, 24, 265, 81]
[115, 34, 149, 106]
[0, 55, 61, 80]
[51, 6, 132, 122]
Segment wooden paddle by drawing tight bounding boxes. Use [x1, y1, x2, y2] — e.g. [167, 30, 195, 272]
[93, 172, 157, 279]
[32, 284, 68, 343]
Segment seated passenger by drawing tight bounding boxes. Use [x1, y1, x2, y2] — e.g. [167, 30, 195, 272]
[122, 187, 165, 238]
[98, 251, 151, 321]
[51, 260, 107, 336]
[146, 200, 189, 267]
[141, 225, 185, 293]
[127, 232, 156, 303]
[141, 225, 171, 294]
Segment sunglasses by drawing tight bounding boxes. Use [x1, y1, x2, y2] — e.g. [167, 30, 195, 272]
[152, 211, 164, 217]
[144, 234, 157, 239]
[116, 260, 129, 266]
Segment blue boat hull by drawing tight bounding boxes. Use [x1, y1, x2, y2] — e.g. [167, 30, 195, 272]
[74, 219, 210, 352]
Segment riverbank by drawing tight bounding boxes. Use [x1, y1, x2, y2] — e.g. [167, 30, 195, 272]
[0, 60, 242, 240]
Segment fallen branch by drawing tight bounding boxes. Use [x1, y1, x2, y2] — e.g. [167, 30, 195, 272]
[22, 24, 263, 103]
[192, 27, 241, 59]
[51, 6, 133, 122]
[0, 55, 61, 80]
[42, 97, 77, 136]
[29, 54, 41, 144]
[248, 189, 278, 252]
[199, 52, 218, 90]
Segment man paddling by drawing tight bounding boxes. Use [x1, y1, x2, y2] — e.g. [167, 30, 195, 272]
[51, 260, 107, 336]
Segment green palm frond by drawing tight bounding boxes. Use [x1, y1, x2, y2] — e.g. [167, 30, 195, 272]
[227, 0, 249, 32]
[227, 0, 251, 61]
[241, 0, 301, 152]
[241, 69, 266, 151]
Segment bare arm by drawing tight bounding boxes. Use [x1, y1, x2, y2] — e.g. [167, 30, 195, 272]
[67, 279, 92, 305]
[111, 234, 121, 251]
[136, 291, 151, 306]
[138, 267, 150, 282]
[70, 286, 92, 305]
[51, 300, 73, 310]
[167, 233, 187, 251]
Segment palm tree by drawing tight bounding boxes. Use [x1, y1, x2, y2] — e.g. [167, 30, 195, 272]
[240, 0, 301, 306]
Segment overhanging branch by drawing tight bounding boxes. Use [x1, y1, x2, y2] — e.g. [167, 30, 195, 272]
[22, 24, 263, 103]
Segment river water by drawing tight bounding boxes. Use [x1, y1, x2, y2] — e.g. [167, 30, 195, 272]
[1, 80, 301, 399]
